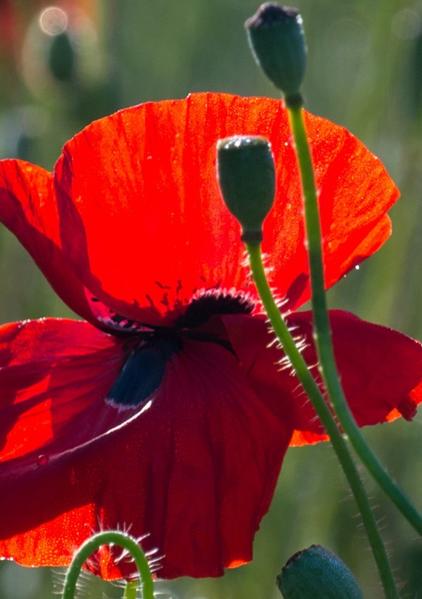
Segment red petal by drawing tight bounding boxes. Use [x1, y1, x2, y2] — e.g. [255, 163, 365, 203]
[54, 93, 398, 323]
[290, 310, 422, 444]
[222, 311, 422, 446]
[0, 318, 124, 462]
[0, 159, 117, 326]
[277, 112, 397, 310]
[221, 314, 311, 436]
[0, 323, 291, 579]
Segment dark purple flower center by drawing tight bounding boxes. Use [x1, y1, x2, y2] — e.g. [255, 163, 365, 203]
[106, 289, 254, 409]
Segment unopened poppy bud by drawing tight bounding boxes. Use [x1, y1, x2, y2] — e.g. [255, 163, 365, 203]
[48, 31, 76, 82]
[246, 3, 306, 105]
[276, 545, 363, 599]
[217, 135, 275, 243]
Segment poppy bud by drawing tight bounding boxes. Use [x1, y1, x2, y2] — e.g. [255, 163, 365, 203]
[47, 31, 76, 82]
[245, 3, 306, 105]
[276, 545, 364, 599]
[217, 135, 275, 243]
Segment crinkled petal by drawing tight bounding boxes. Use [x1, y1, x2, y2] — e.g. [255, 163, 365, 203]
[0, 318, 124, 462]
[0, 321, 291, 579]
[54, 93, 398, 323]
[289, 310, 422, 443]
[0, 159, 116, 327]
[222, 311, 422, 446]
[277, 112, 397, 311]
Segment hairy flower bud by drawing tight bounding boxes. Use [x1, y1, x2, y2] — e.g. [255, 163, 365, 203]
[276, 545, 364, 599]
[217, 135, 275, 243]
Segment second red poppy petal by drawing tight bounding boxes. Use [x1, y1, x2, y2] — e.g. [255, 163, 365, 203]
[0, 159, 120, 327]
[222, 310, 422, 446]
[0, 325, 292, 579]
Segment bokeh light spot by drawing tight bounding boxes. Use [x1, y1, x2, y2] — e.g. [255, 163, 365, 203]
[39, 7, 68, 37]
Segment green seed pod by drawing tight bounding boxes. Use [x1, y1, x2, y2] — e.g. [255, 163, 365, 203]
[246, 3, 306, 104]
[217, 135, 275, 243]
[277, 545, 364, 599]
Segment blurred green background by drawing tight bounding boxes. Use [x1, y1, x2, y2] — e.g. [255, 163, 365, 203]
[0, 0, 421, 597]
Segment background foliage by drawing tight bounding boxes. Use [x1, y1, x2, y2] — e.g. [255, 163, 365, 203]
[0, 1, 421, 597]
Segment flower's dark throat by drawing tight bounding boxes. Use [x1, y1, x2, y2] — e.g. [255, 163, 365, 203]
[106, 290, 254, 410]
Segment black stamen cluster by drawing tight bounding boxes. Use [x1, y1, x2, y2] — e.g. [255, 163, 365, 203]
[178, 290, 254, 328]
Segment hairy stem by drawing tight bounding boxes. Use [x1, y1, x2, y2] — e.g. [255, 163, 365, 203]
[247, 242, 398, 599]
[62, 531, 154, 599]
[287, 101, 422, 537]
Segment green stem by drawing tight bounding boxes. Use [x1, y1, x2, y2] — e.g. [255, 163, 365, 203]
[287, 101, 422, 537]
[247, 242, 398, 599]
[123, 580, 138, 599]
[61, 531, 154, 599]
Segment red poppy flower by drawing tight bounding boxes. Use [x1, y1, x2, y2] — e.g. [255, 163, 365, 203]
[0, 93, 421, 580]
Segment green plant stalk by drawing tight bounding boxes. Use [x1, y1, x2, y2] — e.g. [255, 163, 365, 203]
[61, 531, 154, 599]
[287, 102, 422, 537]
[123, 580, 138, 599]
[247, 242, 398, 599]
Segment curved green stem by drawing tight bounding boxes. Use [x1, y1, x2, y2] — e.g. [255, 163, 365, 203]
[61, 531, 154, 599]
[123, 580, 139, 599]
[247, 243, 398, 599]
[287, 102, 422, 537]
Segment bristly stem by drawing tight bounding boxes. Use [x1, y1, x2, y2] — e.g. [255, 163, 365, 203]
[247, 242, 398, 599]
[61, 531, 154, 599]
[287, 101, 422, 537]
